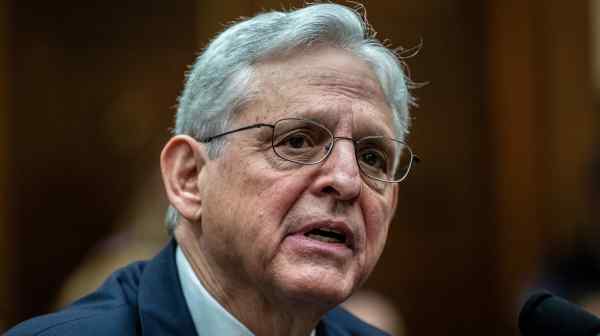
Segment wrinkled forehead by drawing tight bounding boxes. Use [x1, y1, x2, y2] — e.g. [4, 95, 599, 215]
[247, 47, 395, 136]
[281, 96, 395, 138]
[254, 46, 386, 101]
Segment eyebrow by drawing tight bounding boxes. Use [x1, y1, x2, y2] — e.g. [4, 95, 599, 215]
[281, 103, 395, 138]
[353, 120, 395, 139]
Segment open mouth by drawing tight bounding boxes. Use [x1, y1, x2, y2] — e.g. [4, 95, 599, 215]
[304, 227, 347, 245]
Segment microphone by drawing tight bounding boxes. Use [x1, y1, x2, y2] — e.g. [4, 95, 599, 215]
[519, 291, 600, 336]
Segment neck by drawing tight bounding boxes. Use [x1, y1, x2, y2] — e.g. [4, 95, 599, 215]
[174, 222, 326, 336]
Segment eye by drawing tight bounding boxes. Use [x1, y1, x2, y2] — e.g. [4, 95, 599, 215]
[275, 130, 315, 149]
[272, 122, 330, 164]
[286, 133, 309, 148]
[358, 149, 387, 170]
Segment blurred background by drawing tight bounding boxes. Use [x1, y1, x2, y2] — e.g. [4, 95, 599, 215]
[1, 0, 600, 335]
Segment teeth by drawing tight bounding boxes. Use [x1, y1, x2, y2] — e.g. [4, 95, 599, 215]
[306, 233, 341, 243]
[303, 226, 347, 245]
[319, 228, 341, 234]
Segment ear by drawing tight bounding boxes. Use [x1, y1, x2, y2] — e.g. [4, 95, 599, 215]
[160, 135, 209, 223]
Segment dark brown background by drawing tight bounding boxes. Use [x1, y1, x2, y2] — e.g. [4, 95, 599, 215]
[1, 1, 598, 335]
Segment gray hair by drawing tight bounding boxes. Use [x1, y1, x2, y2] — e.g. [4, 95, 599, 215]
[166, 3, 415, 234]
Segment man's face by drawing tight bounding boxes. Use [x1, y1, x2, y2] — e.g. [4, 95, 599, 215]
[197, 46, 398, 308]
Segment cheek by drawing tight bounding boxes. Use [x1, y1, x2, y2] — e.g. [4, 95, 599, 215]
[234, 169, 317, 280]
[245, 161, 313, 220]
[223, 161, 314, 247]
[361, 194, 394, 258]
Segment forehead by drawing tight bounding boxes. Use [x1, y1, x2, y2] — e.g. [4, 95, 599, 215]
[246, 46, 395, 137]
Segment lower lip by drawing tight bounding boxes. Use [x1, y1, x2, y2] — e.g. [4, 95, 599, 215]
[283, 234, 353, 257]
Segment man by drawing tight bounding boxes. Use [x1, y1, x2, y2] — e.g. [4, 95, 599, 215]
[7, 3, 417, 335]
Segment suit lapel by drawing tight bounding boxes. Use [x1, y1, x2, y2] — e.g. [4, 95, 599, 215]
[138, 239, 198, 336]
[316, 316, 351, 336]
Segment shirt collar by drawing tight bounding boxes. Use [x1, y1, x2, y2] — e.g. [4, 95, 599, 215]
[176, 246, 254, 336]
[176, 246, 317, 336]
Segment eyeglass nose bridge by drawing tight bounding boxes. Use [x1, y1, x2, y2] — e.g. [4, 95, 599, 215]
[322, 136, 359, 162]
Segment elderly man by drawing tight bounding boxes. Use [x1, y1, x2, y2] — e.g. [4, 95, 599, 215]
[7, 3, 417, 335]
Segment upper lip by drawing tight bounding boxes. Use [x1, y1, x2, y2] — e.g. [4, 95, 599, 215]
[291, 219, 356, 250]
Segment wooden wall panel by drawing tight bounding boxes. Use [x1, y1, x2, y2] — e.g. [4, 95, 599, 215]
[196, 0, 253, 47]
[8, 0, 197, 325]
[0, 0, 10, 331]
[488, 0, 596, 332]
[536, 0, 596, 246]
[487, 0, 541, 328]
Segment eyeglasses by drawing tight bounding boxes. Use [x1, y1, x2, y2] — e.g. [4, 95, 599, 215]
[199, 117, 420, 183]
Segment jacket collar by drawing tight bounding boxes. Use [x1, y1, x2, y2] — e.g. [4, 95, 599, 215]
[138, 239, 198, 336]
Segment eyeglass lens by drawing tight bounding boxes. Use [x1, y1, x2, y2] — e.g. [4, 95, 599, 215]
[271, 118, 413, 182]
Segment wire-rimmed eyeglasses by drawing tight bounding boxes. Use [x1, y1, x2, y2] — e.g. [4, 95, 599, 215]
[198, 117, 420, 183]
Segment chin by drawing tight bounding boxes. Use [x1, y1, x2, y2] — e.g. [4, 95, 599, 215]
[274, 266, 359, 307]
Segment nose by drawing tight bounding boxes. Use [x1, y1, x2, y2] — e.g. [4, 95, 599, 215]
[311, 138, 362, 201]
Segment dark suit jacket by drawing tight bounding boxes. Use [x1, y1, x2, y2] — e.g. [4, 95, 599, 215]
[6, 240, 389, 336]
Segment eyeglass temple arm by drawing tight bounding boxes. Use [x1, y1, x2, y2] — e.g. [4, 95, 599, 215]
[199, 123, 274, 143]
